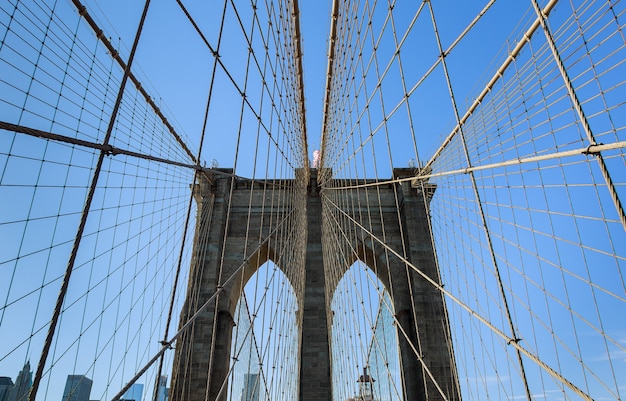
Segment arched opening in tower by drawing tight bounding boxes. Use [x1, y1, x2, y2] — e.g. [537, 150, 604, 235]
[330, 261, 402, 401]
[228, 260, 299, 401]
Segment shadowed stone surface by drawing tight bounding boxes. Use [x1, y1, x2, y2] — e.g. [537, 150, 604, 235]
[170, 168, 459, 401]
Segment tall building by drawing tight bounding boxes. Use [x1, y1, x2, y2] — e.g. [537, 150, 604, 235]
[61, 375, 93, 401]
[6, 361, 31, 401]
[120, 383, 143, 401]
[0, 377, 14, 401]
[240, 373, 259, 401]
[156, 376, 168, 401]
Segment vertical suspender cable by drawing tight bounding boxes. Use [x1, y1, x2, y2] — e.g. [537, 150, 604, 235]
[528, 0, 626, 231]
[150, 0, 234, 396]
[28, 2, 153, 400]
[425, 2, 533, 400]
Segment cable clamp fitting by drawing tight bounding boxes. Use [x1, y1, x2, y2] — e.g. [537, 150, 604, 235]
[582, 143, 602, 155]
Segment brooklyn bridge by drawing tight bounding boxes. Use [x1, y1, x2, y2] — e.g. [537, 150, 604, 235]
[0, 0, 624, 400]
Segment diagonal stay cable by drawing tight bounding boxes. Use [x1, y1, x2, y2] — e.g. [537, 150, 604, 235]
[422, 0, 559, 174]
[321, 196, 451, 401]
[70, 0, 197, 165]
[528, 0, 626, 231]
[29, 1, 153, 400]
[321, 0, 500, 172]
[0, 121, 202, 174]
[174, 0, 280, 155]
[427, 1, 532, 398]
[323, 140, 626, 191]
[323, 195, 593, 401]
[151, 0, 232, 397]
[107, 208, 294, 401]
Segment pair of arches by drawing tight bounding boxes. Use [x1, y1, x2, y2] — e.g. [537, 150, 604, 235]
[228, 245, 401, 401]
[227, 240, 393, 315]
[172, 171, 455, 401]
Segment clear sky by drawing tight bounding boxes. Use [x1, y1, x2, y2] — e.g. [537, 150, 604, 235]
[1, 1, 624, 401]
[1, 2, 336, 399]
[72, 0, 333, 168]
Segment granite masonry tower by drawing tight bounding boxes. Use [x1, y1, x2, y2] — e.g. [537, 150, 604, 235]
[169, 169, 460, 401]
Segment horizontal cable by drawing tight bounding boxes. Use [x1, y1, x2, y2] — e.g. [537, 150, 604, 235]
[324, 194, 593, 401]
[71, 0, 197, 165]
[321, 140, 626, 191]
[0, 121, 274, 186]
[108, 208, 294, 401]
[423, 0, 559, 172]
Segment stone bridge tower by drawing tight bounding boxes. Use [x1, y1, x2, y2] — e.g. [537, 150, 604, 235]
[169, 168, 460, 401]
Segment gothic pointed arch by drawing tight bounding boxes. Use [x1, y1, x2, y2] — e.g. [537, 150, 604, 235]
[330, 259, 402, 401]
[228, 259, 299, 401]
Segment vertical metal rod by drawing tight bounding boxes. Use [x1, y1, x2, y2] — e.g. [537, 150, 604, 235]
[528, 0, 626, 231]
[425, 2, 533, 400]
[151, 176, 196, 401]
[151, 0, 225, 393]
[28, 2, 152, 399]
[72, 0, 197, 164]
[422, 0, 559, 173]
[327, 196, 593, 400]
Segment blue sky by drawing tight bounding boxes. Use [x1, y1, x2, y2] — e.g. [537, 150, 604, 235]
[1, 1, 625, 401]
[71, 0, 332, 168]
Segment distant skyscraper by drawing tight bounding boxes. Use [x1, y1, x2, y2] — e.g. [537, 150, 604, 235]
[61, 375, 93, 401]
[6, 361, 31, 401]
[0, 377, 14, 401]
[156, 376, 168, 401]
[240, 373, 259, 401]
[120, 383, 143, 401]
